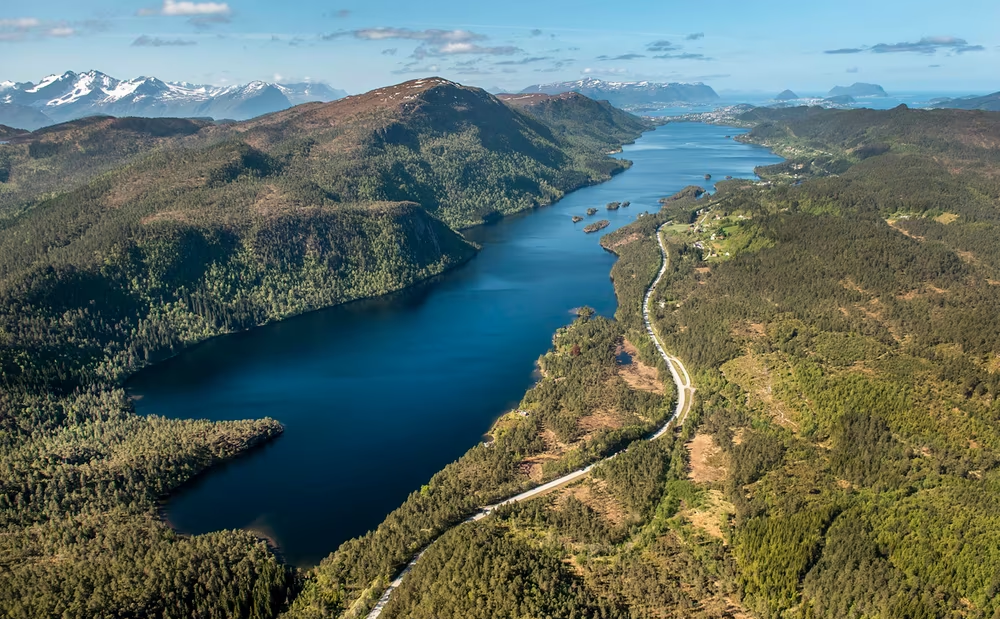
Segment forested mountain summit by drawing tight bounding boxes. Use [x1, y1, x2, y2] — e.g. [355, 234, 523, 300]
[0, 78, 651, 619]
[0, 75, 651, 389]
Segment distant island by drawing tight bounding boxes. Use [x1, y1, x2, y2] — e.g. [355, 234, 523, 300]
[824, 95, 856, 105]
[519, 78, 719, 108]
[583, 219, 611, 233]
[828, 82, 888, 98]
[931, 91, 1000, 112]
[775, 89, 799, 101]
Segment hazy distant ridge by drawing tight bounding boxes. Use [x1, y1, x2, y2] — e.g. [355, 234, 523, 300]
[520, 77, 720, 107]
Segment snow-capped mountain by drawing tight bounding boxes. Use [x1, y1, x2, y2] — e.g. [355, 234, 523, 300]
[277, 82, 348, 106]
[520, 78, 719, 107]
[0, 70, 348, 130]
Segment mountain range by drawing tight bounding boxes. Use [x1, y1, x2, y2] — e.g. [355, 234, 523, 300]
[519, 78, 719, 107]
[0, 70, 348, 130]
[931, 91, 1000, 111]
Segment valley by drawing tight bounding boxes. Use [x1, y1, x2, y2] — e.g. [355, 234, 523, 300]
[1, 60, 999, 619]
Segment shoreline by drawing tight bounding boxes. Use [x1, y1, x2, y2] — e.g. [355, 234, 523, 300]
[363, 222, 694, 619]
[141, 129, 652, 538]
[149, 121, 779, 578]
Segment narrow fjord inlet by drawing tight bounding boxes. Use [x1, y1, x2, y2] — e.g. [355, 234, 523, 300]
[5, 6, 997, 615]
[128, 122, 781, 566]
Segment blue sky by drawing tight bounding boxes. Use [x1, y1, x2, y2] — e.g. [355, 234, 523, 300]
[1, 0, 997, 95]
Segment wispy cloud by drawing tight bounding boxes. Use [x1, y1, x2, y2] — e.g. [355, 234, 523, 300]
[495, 56, 551, 65]
[596, 53, 645, 61]
[0, 18, 41, 29]
[646, 39, 678, 53]
[188, 14, 231, 28]
[381, 48, 397, 55]
[846, 66, 859, 73]
[132, 34, 197, 46]
[0, 16, 97, 42]
[534, 59, 574, 73]
[139, 0, 231, 16]
[686, 32, 704, 40]
[324, 27, 522, 57]
[582, 67, 627, 75]
[654, 52, 711, 61]
[433, 42, 519, 55]
[390, 62, 440, 75]
[825, 36, 984, 55]
[352, 27, 483, 43]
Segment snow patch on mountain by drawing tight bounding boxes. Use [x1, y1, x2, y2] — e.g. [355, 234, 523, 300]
[0, 70, 347, 128]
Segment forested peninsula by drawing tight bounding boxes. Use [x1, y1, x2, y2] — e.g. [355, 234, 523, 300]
[0, 79, 650, 618]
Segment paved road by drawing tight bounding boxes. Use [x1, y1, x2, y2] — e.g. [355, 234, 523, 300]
[366, 223, 692, 619]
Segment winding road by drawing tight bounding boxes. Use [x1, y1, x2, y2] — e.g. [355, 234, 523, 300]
[366, 223, 693, 619]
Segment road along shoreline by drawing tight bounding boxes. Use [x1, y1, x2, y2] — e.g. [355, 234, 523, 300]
[366, 223, 692, 619]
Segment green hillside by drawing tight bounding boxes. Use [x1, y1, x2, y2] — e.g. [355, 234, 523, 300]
[302, 105, 1000, 619]
[0, 79, 650, 619]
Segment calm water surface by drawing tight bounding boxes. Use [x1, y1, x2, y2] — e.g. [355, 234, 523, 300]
[128, 122, 782, 566]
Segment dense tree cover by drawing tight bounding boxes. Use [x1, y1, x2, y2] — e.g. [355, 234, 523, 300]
[0, 81, 651, 618]
[739, 104, 1000, 170]
[286, 312, 674, 617]
[0, 116, 211, 220]
[381, 522, 603, 619]
[284, 105, 1000, 619]
[0, 389, 293, 618]
[498, 92, 650, 158]
[372, 390, 744, 619]
[627, 106, 1000, 618]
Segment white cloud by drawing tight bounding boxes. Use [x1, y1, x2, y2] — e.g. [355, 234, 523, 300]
[332, 26, 521, 58]
[132, 34, 197, 46]
[141, 0, 231, 16]
[437, 42, 518, 55]
[0, 17, 90, 41]
[0, 18, 41, 29]
[353, 28, 483, 44]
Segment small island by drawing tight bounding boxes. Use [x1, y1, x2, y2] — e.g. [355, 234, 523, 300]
[606, 201, 621, 210]
[571, 215, 583, 223]
[828, 82, 887, 98]
[622, 201, 631, 207]
[583, 219, 610, 233]
[704, 173, 712, 180]
[586, 207, 598, 216]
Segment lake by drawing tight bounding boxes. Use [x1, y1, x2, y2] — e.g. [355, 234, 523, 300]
[127, 122, 782, 567]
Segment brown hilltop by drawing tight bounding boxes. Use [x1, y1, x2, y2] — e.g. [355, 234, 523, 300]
[223, 77, 563, 163]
